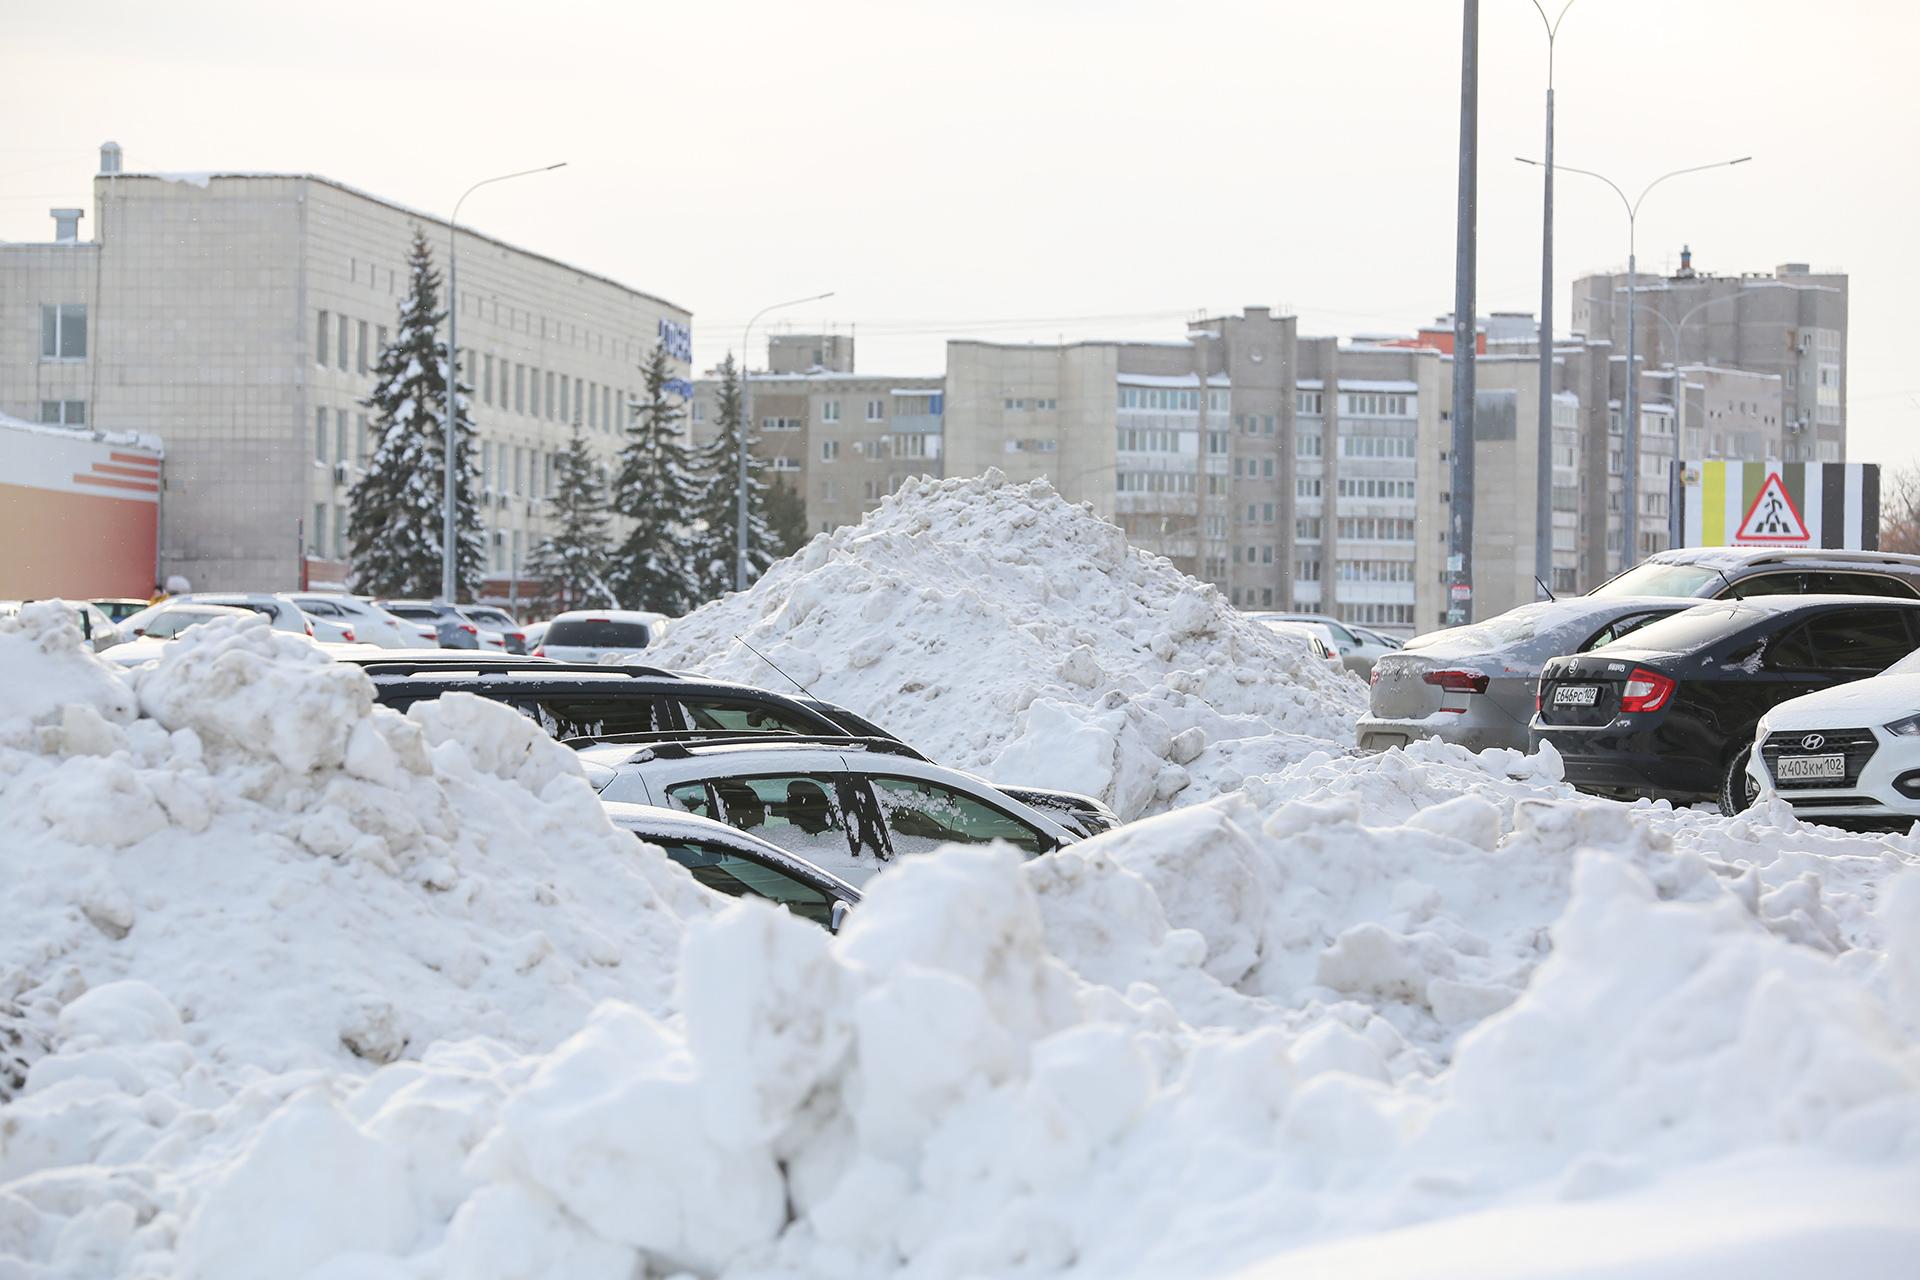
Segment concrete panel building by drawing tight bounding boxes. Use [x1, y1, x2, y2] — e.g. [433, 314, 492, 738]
[0, 145, 690, 597]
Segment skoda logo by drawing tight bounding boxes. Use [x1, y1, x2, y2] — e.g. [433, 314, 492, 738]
[1801, 733, 1826, 752]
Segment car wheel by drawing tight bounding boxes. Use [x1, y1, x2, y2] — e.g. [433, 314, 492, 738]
[1720, 745, 1760, 816]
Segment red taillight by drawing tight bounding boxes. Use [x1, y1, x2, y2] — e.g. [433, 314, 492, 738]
[342, 627, 355, 643]
[1423, 669, 1489, 694]
[531, 646, 545, 657]
[304, 621, 313, 636]
[1619, 667, 1675, 713]
[507, 631, 525, 643]
[460, 623, 477, 634]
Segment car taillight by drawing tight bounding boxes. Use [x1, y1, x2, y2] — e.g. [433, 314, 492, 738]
[304, 621, 313, 636]
[531, 646, 545, 657]
[342, 627, 355, 643]
[460, 623, 476, 634]
[507, 632, 525, 644]
[1423, 669, 1489, 694]
[1619, 667, 1676, 713]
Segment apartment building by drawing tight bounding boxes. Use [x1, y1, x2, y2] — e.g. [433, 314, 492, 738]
[690, 335, 944, 533]
[0, 144, 689, 595]
[1572, 249, 1846, 463]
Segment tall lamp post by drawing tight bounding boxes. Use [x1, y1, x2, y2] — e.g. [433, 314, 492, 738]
[441, 162, 567, 603]
[737, 291, 835, 589]
[1516, 154, 1749, 568]
[1529, 1, 1576, 595]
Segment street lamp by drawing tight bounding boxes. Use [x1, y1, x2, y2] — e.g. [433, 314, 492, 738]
[737, 291, 835, 589]
[1528, 1, 1577, 593]
[1516, 154, 1750, 567]
[441, 162, 567, 603]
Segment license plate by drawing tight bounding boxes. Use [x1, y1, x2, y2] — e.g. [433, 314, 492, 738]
[1553, 685, 1599, 706]
[1776, 754, 1845, 781]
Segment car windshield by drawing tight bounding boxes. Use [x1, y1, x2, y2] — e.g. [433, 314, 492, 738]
[1595, 602, 1765, 655]
[547, 618, 652, 648]
[1589, 561, 1725, 598]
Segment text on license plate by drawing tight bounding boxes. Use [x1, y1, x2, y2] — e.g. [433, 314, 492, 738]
[1553, 685, 1599, 706]
[1776, 754, 1845, 781]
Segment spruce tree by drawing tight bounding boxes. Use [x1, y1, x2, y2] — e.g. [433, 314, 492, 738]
[347, 231, 482, 598]
[764, 474, 811, 558]
[525, 421, 617, 616]
[610, 341, 700, 614]
[689, 354, 776, 600]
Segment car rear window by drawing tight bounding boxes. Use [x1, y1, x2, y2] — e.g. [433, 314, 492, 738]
[1589, 562, 1724, 598]
[546, 618, 652, 648]
[1599, 602, 1766, 655]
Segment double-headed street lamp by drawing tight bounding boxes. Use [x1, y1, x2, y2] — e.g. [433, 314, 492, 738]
[441, 162, 567, 603]
[737, 291, 835, 590]
[1516, 154, 1750, 565]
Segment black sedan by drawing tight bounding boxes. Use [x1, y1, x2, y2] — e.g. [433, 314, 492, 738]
[1531, 595, 1920, 813]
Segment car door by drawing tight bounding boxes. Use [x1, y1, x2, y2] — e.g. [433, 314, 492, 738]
[857, 773, 1056, 858]
[1727, 607, 1917, 734]
[643, 835, 845, 929]
[1721, 572, 1812, 599]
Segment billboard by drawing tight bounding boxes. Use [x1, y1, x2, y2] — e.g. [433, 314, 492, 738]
[1673, 460, 1880, 551]
[0, 415, 163, 598]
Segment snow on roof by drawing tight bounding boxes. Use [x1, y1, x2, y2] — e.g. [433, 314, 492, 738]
[1116, 373, 1230, 389]
[0, 409, 163, 454]
[1339, 379, 1419, 393]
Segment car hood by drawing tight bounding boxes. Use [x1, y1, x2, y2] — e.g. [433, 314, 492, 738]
[1760, 673, 1920, 733]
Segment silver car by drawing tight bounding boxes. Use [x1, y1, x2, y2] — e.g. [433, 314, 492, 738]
[1357, 596, 1686, 753]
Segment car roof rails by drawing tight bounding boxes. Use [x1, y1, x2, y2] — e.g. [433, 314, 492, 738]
[349, 657, 680, 679]
[561, 729, 927, 762]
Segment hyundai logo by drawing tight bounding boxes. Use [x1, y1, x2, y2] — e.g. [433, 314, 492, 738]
[1801, 733, 1826, 752]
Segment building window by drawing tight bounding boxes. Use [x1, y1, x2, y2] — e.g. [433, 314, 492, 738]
[356, 320, 369, 374]
[310, 504, 326, 556]
[39, 400, 86, 426]
[821, 440, 840, 462]
[315, 408, 328, 462]
[692, 401, 706, 423]
[866, 399, 885, 421]
[335, 410, 348, 468]
[315, 309, 329, 366]
[822, 399, 842, 423]
[530, 369, 542, 418]
[337, 314, 350, 372]
[546, 371, 557, 420]
[515, 365, 526, 413]
[558, 375, 569, 423]
[357, 414, 370, 467]
[483, 355, 495, 405]
[514, 446, 526, 496]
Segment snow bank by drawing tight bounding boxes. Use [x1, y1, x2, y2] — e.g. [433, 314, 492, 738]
[8, 602, 1920, 1279]
[648, 471, 1366, 819]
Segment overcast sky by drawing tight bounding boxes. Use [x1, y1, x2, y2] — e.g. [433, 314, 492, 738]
[6, 0, 1916, 465]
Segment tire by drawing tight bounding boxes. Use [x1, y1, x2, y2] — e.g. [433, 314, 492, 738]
[1720, 745, 1760, 816]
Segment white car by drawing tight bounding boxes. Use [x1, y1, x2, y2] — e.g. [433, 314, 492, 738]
[1252, 611, 1395, 677]
[579, 739, 1078, 888]
[117, 600, 259, 641]
[602, 801, 859, 931]
[1259, 619, 1344, 669]
[1747, 645, 1920, 824]
[0, 599, 122, 651]
[167, 592, 315, 638]
[282, 593, 423, 649]
[536, 610, 670, 663]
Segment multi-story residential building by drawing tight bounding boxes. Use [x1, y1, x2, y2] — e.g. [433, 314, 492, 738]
[690, 336, 944, 534]
[0, 144, 689, 597]
[1572, 249, 1846, 463]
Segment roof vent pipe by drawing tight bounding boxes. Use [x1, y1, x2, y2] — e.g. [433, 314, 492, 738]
[51, 208, 83, 242]
[99, 141, 123, 175]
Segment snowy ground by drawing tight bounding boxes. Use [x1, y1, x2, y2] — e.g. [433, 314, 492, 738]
[5, 479, 1920, 1277]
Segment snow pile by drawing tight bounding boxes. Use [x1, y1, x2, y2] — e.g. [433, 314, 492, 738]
[650, 471, 1365, 819]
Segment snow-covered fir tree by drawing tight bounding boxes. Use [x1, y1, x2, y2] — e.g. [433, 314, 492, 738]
[610, 341, 701, 614]
[764, 474, 811, 559]
[525, 421, 617, 616]
[689, 354, 777, 600]
[346, 231, 482, 597]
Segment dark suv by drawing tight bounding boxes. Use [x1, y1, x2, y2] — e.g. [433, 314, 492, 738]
[1532, 595, 1920, 813]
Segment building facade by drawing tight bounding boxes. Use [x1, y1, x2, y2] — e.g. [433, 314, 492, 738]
[0, 145, 690, 598]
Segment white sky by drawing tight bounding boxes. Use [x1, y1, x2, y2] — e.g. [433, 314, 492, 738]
[5, 0, 1917, 465]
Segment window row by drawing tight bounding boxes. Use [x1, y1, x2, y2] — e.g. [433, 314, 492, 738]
[1337, 478, 1416, 499]
[1234, 544, 1277, 565]
[1116, 470, 1198, 494]
[1119, 427, 1183, 453]
[315, 309, 380, 375]
[1005, 397, 1061, 411]
[1343, 393, 1413, 417]
[1336, 516, 1416, 541]
[1119, 388, 1208, 411]
[1236, 413, 1278, 435]
[1234, 457, 1277, 478]
[1335, 559, 1415, 583]
[1339, 434, 1416, 458]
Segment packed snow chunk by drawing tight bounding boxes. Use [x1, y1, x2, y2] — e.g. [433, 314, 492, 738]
[0, 601, 136, 739]
[649, 472, 1363, 817]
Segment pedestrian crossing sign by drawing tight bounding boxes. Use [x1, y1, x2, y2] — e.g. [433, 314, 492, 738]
[1734, 472, 1811, 544]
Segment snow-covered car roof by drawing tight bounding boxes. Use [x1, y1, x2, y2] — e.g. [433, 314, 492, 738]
[1399, 596, 1689, 666]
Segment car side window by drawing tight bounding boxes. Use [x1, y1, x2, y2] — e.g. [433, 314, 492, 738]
[1807, 572, 1920, 599]
[695, 775, 854, 862]
[1580, 611, 1670, 651]
[1724, 573, 1809, 599]
[664, 781, 717, 819]
[678, 699, 824, 736]
[1808, 609, 1915, 671]
[527, 696, 678, 740]
[865, 776, 1051, 857]
[650, 838, 834, 928]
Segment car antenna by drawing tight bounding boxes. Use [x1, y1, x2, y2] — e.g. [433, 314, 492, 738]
[1534, 574, 1556, 603]
[733, 634, 818, 700]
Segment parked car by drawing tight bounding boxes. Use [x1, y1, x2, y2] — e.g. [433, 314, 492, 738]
[282, 593, 423, 649]
[116, 600, 258, 641]
[0, 599, 122, 651]
[1359, 597, 1688, 753]
[1590, 546, 1920, 602]
[535, 610, 669, 662]
[1348, 624, 1405, 653]
[91, 598, 150, 625]
[603, 801, 859, 930]
[347, 655, 1121, 838]
[1259, 620, 1344, 669]
[377, 600, 505, 651]
[520, 620, 549, 652]
[1253, 612, 1396, 677]
[463, 604, 530, 654]
[1532, 595, 1920, 813]
[169, 592, 315, 637]
[1743, 644, 1920, 827]
[579, 738, 1080, 887]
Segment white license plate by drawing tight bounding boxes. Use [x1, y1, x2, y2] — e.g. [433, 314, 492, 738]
[1553, 685, 1599, 706]
[1776, 754, 1845, 781]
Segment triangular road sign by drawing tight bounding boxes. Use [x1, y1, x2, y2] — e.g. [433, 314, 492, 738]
[1735, 472, 1810, 544]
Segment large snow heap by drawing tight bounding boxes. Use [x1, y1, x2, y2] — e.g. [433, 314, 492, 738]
[650, 471, 1366, 819]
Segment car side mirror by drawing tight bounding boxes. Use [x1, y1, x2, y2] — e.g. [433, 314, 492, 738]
[830, 900, 851, 933]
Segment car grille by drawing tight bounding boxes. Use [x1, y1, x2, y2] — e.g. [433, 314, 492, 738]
[1759, 728, 1878, 790]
